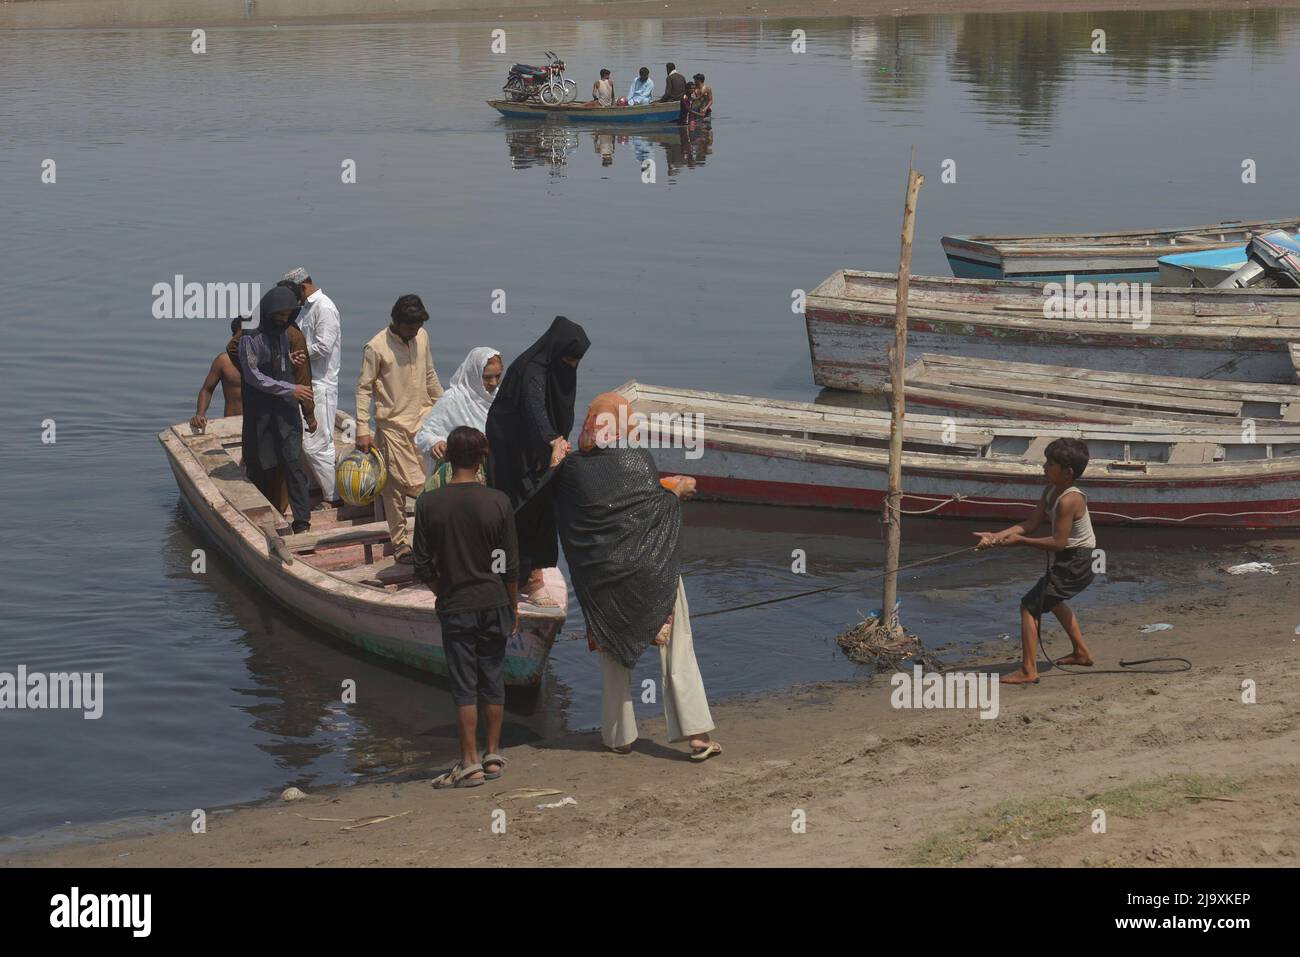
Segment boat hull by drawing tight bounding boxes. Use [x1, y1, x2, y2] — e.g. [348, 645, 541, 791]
[942, 217, 1300, 283]
[805, 270, 1300, 392]
[488, 98, 681, 123]
[162, 425, 565, 686]
[645, 442, 1300, 529]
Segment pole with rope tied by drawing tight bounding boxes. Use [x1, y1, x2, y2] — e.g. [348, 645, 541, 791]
[835, 155, 945, 669]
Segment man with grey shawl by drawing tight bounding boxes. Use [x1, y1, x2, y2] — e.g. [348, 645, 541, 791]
[554, 392, 721, 760]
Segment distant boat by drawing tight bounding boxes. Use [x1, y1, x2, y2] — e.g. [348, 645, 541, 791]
[895, 353, 1300, 425]
[160, 411, 568, 686]
[942, 216, 1300, 282]
[805, 270, 1300, 392]
[487, 98, 681, 123]
[617, 380, 1300, 528]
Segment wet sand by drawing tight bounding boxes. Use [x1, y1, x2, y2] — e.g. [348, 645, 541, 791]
[4, 0, 1297, 31]
[8, 546, 1297, 868]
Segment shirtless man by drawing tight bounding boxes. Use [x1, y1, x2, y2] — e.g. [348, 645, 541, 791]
[588, 68, 613, 107]
[693, 73, 713, 115]
[190, 319, 245, 431]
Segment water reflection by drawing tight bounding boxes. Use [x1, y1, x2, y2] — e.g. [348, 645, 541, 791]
[501, 122, 714, 176]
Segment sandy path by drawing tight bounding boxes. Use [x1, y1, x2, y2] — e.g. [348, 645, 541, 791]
[9, 560, 1297, 868]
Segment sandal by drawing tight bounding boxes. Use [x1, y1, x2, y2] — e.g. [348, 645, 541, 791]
[689, 741, 722, 762]
[523, 588, 559, 608]
[431, 761, 485, 789]
[482, 753, 506, 780]
[394, 546, 415, 565]
[607, 744, 633, 754]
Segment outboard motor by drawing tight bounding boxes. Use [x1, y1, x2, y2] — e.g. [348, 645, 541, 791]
[1216, 230, 1300, 288]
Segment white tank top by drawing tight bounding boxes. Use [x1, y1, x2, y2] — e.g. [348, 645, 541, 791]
[1048, 486, 1096, 550]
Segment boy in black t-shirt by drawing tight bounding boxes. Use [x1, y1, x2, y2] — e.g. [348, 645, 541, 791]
[414, 426, 519, 788]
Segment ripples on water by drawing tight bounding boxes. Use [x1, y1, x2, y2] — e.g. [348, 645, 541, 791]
[1, 8, 1297, 839]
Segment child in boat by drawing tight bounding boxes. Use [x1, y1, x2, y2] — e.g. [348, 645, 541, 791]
[973, 437, 1097, 685]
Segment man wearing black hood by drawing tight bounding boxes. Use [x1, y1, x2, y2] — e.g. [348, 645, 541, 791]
[238, 284, 317, 532]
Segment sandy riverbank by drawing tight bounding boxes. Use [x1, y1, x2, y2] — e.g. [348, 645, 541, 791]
[7, 544, 1297, 868]
[3, 0, 1297, 31]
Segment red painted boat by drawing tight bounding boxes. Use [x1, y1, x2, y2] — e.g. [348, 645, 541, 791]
[616, 381, 1300, 528]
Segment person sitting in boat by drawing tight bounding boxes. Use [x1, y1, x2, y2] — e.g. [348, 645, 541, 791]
[973, 437, 1097, 686]
[554, 391, 722, 762]
[416, 426, 519, 789]
[354, 295, 445, 564]
[588, 68, 614, 107]
[627, 67, 654, 106]
[415, 346, 503, 490]
[692, 73, 713, 115]
[659, 62, 686, 102]
[485, 317, 589, 607]
[238, 285, 317, 533]
[191, 318, 245, 432]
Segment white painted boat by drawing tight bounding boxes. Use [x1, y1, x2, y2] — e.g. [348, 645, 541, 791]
[896, 353, 1300, 425]
[942, 216, 1300, 282]
[159, 411, 567, 686]
[616, 381, 1300, 528]
[805, 270, 1300, 392]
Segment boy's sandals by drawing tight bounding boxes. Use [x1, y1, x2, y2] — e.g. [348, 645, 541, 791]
[393, 545, 415, 565]
[431, 761, 485, 788]
[689, 741, 722, 762]
[482, 754, 506, 780]
[607, 744, 633, 754]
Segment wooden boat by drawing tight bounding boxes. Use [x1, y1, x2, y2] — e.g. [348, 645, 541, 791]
[488, 99, 681, 124]
[159, 411, 568, 686]
[942, 216, 1300, 282]
[805, 270, 1300, 392]
[895, 353, 1300, 425]
[1158, 245, 1251, 288]
[615, 381, 1300, 528]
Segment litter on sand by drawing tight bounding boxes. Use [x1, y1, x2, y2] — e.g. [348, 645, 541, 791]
[339, 810, 412, 831]
[1139, 623, 1174, 633]
[536, 797, 578, 810]
[494, 787, 563, 802]
[1224, 562, 1277, 575]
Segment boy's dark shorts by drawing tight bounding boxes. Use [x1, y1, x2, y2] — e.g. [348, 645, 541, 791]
[1021, 546, 1095, 615]
[438, 605, 512, 706]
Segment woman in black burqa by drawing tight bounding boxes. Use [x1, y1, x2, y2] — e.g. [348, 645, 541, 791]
[485, 316, 590, 605]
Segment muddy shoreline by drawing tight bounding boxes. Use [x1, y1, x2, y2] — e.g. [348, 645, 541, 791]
[7, 552, 1296, 868]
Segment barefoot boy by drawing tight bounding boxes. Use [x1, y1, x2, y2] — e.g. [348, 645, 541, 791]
[974, 437, 1096, 685]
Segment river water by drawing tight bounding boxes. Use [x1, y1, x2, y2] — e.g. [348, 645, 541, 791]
[1, 7, 1297, 842]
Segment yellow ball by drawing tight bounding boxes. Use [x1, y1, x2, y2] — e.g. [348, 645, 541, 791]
[336, 447, 387, 506]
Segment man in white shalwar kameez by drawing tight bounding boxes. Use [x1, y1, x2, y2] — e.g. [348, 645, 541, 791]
[284, 267, 342, 505]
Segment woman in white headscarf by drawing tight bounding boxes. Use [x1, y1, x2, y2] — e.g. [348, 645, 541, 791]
[416, 347, 503, 489]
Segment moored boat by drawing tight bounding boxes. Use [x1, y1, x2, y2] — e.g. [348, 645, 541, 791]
[805, 270, 1300, 392]
[159, 411, 568, 686]
[616, 381, 1300, 528]
[488, 98, 681, 124]
[895, 353, 1300, 424]
[1159, 232, 1300, 288]
[942, 216, 1300, 282]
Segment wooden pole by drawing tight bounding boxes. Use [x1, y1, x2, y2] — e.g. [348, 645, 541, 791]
[882, 161, 924, 636]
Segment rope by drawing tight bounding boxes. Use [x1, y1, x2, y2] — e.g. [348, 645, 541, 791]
[888, 492, 1300, 524]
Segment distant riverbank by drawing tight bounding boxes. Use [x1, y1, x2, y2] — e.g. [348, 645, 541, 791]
[5, 0, 1297, 31]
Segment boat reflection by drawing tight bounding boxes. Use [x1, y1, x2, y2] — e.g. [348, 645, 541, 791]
[501, 121, 714, 176]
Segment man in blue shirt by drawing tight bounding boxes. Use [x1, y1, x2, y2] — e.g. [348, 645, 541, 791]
[628, 67, 654, 105]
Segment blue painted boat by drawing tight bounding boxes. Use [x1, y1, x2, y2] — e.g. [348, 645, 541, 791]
[487, 98, 681, 124]
[1160, 232, 1300, 287]
[942, 216, 1300, 283]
